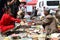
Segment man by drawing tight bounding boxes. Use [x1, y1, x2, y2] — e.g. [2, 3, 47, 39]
[7, 0, 20, 18]
[31, 6, 37, 17]
[35, 9, 58, 35]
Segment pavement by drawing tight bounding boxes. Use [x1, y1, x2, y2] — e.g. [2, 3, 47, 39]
[0, 33, 4, 40]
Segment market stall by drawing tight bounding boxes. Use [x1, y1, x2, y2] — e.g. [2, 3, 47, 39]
[1, 15, 60, 40]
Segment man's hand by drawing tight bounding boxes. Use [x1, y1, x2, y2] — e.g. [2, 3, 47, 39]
[7, 0, 15, 5]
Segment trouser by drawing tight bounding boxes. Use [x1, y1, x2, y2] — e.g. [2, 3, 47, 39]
[45, 26, 58, 35]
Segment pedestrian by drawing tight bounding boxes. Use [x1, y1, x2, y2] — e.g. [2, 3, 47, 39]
[31, 6, 37, 17]
[7, 0, 20, 18]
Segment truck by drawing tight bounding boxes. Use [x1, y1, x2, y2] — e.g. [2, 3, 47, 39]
[36, 0, 59, 16]
[36, 0, 59, 10]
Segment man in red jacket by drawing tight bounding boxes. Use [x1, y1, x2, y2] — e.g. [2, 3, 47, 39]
[0, 8, 21, 33]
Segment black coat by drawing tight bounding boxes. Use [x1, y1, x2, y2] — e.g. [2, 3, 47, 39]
[8, 0, 20, 18]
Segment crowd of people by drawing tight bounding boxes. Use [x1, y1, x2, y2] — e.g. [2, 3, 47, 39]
[0, 0, 60, 36]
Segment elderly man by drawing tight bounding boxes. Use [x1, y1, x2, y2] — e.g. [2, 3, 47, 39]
[35, 9, 58, 35]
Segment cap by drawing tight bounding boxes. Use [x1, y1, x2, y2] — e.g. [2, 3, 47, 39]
[44, 7, 50, 11]
[44, 7, 50, 14]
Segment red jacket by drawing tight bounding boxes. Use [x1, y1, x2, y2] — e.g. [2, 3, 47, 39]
[0, 13, 21, 33]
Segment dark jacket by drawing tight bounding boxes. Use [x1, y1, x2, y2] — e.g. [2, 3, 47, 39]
[8, 0, 20, 18]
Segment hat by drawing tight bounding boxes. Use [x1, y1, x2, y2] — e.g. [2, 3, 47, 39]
[44, 7, 50, 11]
[44, 7, 50, 13]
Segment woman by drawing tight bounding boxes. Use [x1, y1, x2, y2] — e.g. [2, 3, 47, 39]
[0, 8, 21, 33]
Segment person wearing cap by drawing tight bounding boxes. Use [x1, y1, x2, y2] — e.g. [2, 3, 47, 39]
[35, 9, 58, 35]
